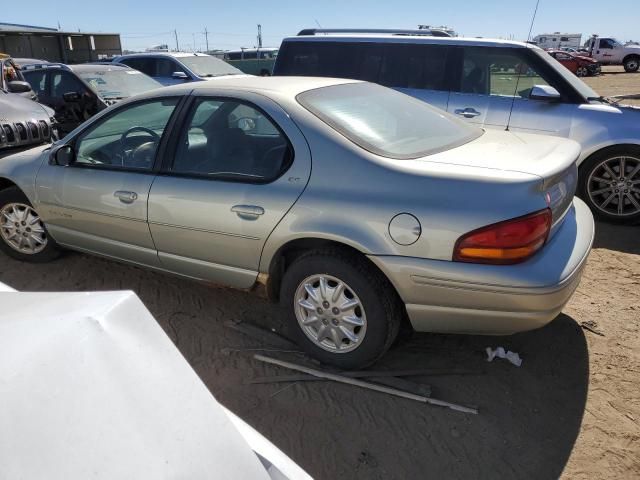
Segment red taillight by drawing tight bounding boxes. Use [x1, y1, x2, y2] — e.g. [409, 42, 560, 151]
[453, 209, 552, 265]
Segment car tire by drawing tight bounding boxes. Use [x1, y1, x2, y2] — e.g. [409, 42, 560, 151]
[576, 66, 588, 77]
[577, 146, 640, 224]
[280, 250, 402, 369]
[623, 56, 639, 73]
[0, 187, 62, 262]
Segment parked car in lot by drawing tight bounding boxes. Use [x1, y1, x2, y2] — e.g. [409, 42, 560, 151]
[546, 49, 601, 77]
[274, 30, 640, 223]
[20, 62, 162, 136]
[0, 77, 594, 368]
[0, 89, 56, 154]
[113, 52, 245, 86]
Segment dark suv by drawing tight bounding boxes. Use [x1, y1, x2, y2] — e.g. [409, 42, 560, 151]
[21, 62, 161, 135]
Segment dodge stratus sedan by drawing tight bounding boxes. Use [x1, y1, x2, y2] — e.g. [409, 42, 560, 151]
[0, 77, 594, 368]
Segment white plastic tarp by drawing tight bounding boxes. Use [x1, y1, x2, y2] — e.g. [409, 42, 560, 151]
[0, 288, 299, 479]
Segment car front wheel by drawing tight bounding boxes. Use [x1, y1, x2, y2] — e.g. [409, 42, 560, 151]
[576, 66, 588, 77]
[280, 250, 402, 369]
[0, 187, 61, 262]
[578, 147, 640, 224]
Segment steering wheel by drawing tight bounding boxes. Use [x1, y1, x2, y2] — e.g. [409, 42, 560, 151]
[120, 126, 161, 167]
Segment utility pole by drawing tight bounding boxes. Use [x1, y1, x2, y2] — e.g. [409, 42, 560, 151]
[257, 24, 262, 48]
[204, 27, 209, 52]
[174, 29, 179, 51]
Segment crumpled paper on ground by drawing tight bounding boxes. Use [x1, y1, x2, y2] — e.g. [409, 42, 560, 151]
[486, 346, 522, 367]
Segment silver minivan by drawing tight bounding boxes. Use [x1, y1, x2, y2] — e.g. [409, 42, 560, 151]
[274, 30, 640, 224]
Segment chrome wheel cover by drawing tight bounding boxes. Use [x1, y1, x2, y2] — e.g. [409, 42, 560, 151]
[626, 59, 639, 70]
[587, 155, 640, 217]
[0, 203, 48, 254]
[294, 274, 367, 353]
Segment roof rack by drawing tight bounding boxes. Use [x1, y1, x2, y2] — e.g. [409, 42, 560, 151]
[19, 62, 71, 71]
[296, 28, 453, 38]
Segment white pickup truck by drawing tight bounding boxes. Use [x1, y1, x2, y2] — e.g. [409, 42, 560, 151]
[584, 36, 640, 72]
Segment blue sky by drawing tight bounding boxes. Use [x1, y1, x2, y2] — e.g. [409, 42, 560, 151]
[5, 0, 639, 52]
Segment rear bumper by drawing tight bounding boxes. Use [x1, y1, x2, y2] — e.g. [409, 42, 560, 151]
[368, 198, 594, 335]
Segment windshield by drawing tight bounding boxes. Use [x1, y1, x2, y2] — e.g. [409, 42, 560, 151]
[178, 56, 242, 77]
[532, 48, 599, 101]
[77, 69, 161, 99]
[298, 82, 482, 159]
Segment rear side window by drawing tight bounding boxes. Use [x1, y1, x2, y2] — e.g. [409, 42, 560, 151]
[275, 41, 451, 91]
[298, 82, 481, 159]
[171, 98, 291, 182]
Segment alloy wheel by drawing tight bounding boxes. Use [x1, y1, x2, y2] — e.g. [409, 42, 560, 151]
[576, 66, 588, 77]
[0, 203, 48, 254]
[294, 274, 367, 353]
[587, 156, 640, 217]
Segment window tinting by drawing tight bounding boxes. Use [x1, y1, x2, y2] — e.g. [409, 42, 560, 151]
[121, 58, 155, 76]
[275, 41, 450, 91]
[298, 82, 481, 159]
[172, 99, 290, 181]
[74, 98, 178, 170]
[156, 58, 184, 77]
[52, 72, 87, 97]
[23, 70, 47, 96]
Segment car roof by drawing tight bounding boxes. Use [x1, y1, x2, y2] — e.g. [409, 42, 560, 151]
[117, 52, 210, 59]
[69, 64, 134, 72]
[149, 76, 360, 97]
[282, 34, 534, 49]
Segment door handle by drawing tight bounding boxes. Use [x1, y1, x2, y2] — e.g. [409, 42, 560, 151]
[114, 191, 138, 204]
[454, 107, 481, 118]
[231, 205, 264, 220]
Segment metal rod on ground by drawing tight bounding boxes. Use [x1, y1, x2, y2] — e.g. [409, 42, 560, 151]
[246, 369, 480, 385]
[254, 354, 478, 415]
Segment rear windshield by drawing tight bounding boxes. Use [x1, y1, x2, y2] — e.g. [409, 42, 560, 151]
[297, 82, 482, 159]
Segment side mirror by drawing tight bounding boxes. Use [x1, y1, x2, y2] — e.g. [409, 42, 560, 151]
[63, 91, 81, 102]
[7, 81, 32, 94]
[52, 145, 75, 166]
[529, 85, 561, 102]
[171, 71, 189, 80]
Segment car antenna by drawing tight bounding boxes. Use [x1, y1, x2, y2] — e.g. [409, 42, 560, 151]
[506, 0, 541, 132]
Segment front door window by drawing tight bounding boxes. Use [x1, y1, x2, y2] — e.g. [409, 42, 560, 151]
[75, 98, 179, 170]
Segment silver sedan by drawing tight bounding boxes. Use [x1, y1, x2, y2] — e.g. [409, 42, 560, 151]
[0, 77, 594, 368]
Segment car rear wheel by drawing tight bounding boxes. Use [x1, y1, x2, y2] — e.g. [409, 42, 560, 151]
[624, 56, 639, 73]
[280, 250, 402, 369]
[0, 187, 61, 262]
[578, 147, 640, 224]
[576, 66, 588, 77]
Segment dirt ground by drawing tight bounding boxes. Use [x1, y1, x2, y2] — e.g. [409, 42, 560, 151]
[1, 68, 639, 480]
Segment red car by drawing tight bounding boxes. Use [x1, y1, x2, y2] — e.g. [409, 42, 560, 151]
[546, 49, 601, 77]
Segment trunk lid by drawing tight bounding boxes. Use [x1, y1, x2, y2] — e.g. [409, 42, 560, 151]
[422, 129, 580, 225]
